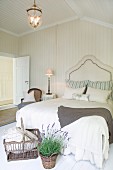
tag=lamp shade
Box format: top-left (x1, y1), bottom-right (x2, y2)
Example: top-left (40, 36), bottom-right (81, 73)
top-left (26, 0), bottom-right (42, 29)
top-left (45, 68), bottom-right (53, 76)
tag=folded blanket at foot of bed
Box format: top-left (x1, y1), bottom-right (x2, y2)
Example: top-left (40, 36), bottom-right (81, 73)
top-left (57, 106), bottom-right (113, 144)
top-left (62, 116), bottom-right (109, 169)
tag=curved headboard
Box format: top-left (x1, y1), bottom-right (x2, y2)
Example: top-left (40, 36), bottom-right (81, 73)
top-left (65, 55), bottom-right (113, 81)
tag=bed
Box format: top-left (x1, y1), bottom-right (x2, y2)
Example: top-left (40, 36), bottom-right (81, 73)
top-left (16, 55), bottom-right (113, 169)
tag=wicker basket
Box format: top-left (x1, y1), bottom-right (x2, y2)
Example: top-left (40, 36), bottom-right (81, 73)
top-left (40, 153), bottom-right (58, 169)
top-left (3, 129), bottom-right (41, 161)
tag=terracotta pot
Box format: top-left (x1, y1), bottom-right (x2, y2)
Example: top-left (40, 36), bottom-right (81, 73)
top-left (40, 153), bottom-right (58, 169)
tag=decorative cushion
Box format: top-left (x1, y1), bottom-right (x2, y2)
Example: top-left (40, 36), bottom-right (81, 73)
top-left (65, 79), bottom-right (89, 89)
top-left (86, 87), bottom-right (111, 103)
top-left (88, 80), bottom-right (113, 90)
top-left (88, 80), bottom-right (113, 101)
top-left (23, 91), bottom-right (35, 102)
top-left (62, 87), bottom-right (85, 99)
top-left (72, 94), bottom-right (89, 101)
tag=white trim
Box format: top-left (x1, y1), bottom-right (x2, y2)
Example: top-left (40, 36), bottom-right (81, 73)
top-left (19, 16), bottom-right (78, 37)
top-left (1, 16), bottom-right (113, 37)
top-left (82, 17), bottom-right (113, 29)
top-left (0, 104), bottom-right (17, 111)
top-left (0, 28), bottom-right (19, 37)
top-left (12, 17), bottom-right (113, 37)
top-left (13, 58), bottom-right (16, 105)
top-left (0, 52), bottom-right (16, 58)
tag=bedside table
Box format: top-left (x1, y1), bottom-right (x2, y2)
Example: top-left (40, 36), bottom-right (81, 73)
top-left (42, 94), bottom-right (56, 101)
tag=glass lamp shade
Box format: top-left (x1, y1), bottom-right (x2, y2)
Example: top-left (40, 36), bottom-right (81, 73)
top-left (27, 1), bottom-right (42, 28)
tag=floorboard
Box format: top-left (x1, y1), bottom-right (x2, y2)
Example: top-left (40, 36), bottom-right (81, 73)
top-left (0, 107), bottom-right (18, 126)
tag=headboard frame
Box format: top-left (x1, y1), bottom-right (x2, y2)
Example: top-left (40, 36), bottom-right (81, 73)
top-left (65, 55), bottom-right (113, 81)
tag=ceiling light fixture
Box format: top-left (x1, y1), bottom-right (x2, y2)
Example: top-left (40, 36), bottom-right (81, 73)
top-left (26, 0), bottom-right (42, 29)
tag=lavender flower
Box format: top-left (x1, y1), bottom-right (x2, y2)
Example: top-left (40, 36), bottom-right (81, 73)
top-left (40, 123), bottom-right (70, 150)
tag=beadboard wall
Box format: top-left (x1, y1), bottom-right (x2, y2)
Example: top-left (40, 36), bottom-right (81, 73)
top-left (19, 19), bottom-right (113, 96)
top-left (0, 30), bottom-right (18, 55)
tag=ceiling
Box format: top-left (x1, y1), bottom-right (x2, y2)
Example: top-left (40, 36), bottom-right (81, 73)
top-left (0, 0), bottom-right (113, 36)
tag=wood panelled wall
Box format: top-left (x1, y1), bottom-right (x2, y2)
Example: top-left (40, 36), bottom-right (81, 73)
top-left (19, 19), bottom-right (113, 96)
top-left (0, 31), bottom-right (18, 55)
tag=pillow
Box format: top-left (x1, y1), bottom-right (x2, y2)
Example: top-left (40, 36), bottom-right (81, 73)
top-left (65, 79), bottom-right (89, 89)
top-left (72, 94), bottom-right (89, 101)
top-left (88, 80), bottom-right (113, 101)
top-left (86, 87), bottom-right (111, 103)
top-left (23, 91), bottom-right (35, 102)
top-left (62, 86), bottom-right (85, 99)
top-left (88, 80), bottom-right (113, 90)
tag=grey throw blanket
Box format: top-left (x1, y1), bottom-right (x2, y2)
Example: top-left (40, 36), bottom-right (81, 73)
top-left (57, 106), bottom-right (113, 144)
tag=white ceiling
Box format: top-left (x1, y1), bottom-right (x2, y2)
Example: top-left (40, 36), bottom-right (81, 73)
top-left (0, 0), bottom-right (113, 36)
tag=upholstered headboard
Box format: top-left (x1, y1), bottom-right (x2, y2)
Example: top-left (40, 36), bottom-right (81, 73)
top-left (65, 55), bottom-right (113, 81)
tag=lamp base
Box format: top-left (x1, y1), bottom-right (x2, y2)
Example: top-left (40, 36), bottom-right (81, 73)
top-left (46, 93), bottom-right (52, 95)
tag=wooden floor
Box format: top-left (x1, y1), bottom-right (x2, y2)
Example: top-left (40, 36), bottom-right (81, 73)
top-left (0, 107), bottom-right (18, 126)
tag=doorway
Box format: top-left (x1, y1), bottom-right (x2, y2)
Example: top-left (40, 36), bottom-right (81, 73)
top-left (0, 56), bottom-right (13, 106)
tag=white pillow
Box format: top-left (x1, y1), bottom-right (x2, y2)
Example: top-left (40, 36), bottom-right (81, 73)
top-left (72, 94), bottom-right (89, 101)
top-left (23, 91), bottom-right (35, 102)
top-left (62, 86), bottom-right (85, 99)
top-left (86, 87), bottom-right (111, 103)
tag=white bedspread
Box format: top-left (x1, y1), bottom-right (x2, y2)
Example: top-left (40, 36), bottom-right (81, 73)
top-left (16, 98), bottom-right (113, 130)
top-left (62, 116), bottom-right (109, 168)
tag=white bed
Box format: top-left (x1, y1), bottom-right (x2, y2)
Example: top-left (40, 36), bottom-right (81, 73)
top-left (16, 97), bottom-right (113, 129)
top-left (16, 55), bottom-right (113, 128)
top-left (16, 55), bottom-right (113, 169)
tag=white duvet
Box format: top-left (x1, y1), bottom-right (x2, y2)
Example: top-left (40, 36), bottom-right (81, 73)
top-left (16, 98), bottom-right (113, 130)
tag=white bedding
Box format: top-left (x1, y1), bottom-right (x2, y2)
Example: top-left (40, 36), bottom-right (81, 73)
top-left (15, 98), bottom-right (113, 169)
top-left (16, 98), bottom-right (113, 130)
top-left (62, 116), bottom-right (109, 168)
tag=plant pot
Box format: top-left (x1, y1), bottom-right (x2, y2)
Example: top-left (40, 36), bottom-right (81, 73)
top-left (40, 153), bottom-right (58, 169)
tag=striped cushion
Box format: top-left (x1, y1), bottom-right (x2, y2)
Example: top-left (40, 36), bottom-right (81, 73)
top-left (88, 80), bottom-right (113, 90)
top-left (88, 80), bottom-right (113, 100)
top-left (65, 79), bottom-right (89, 89)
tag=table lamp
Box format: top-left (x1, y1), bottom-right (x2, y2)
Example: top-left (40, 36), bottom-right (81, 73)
top-left (45, 68), bottom-right (53, 95)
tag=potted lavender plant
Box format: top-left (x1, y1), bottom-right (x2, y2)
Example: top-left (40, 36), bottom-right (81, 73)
top-left (37, 123), bottom-right (69, 169)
